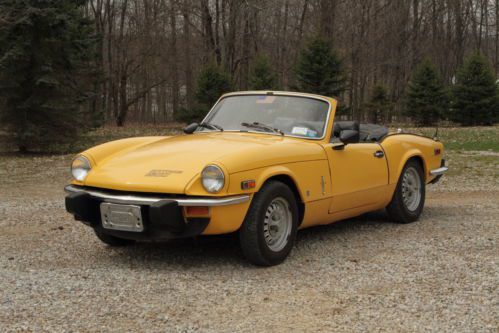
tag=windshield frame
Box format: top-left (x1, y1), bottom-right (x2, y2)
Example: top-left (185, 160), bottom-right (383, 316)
top-left (200, 92), bottom-right (333, 141)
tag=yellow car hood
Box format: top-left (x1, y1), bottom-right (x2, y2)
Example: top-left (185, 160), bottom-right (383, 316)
top-left (82, 132), bottom-right (325, 194)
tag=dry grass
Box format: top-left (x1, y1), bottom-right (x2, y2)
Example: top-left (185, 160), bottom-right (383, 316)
top-left (402, 126), bottom-right (499, 152)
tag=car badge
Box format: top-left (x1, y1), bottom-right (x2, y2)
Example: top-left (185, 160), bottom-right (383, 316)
top-left (145, 170), bottom-right (183, 177)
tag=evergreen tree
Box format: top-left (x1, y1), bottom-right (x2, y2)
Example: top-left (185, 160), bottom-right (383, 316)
top-left (0, 0), bottom-right (98, 152)
top-left (294, 37), bottom-right (346, 97)
top-left (178, 64), bottom-right (232, 123)
top-left (195, 64), bottom-right (232, 107)
top-left (405, 59), bottom-right (449, 126)
top-left (248, 54), bottom-right (278, 90)
top-left (451, 53), bottom-right (499, 126)
top-left (365, 85), bottom-right (392, 124)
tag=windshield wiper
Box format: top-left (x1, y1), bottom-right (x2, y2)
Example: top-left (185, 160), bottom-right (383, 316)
top-left (198, 122), bottom-right (224, 131)
top-left (241, 122), bottom-right (284, 136)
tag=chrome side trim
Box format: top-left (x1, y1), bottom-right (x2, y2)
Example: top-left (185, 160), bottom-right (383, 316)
top-left (64, 185), bottom-right (250, 207)
top-left (430, 167), bottom-right (448, 176)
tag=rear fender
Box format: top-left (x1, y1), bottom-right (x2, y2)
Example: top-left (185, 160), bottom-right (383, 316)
top-left (381, 134), bottom-right (444, 184)
top-left (396, 151), bottom-right (427, 183)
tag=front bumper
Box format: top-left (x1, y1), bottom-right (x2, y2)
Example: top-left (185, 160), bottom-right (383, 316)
top-left (65, 185), bottom-right (250, 206)
top-left (64, 185), bottom-right (250, 240)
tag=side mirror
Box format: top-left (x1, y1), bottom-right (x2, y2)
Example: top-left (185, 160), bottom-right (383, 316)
top-left (183, 122), bottom-right (199, 134)
top-left (339, 130), bottom-right (359, 145)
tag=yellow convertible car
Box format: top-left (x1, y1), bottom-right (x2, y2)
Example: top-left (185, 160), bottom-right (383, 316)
top-left (65, 91), bottom-right (448, 266)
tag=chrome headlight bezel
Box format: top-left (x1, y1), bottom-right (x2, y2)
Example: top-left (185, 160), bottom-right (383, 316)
top-left (201, 165), bottom-right (225, 193)
top-left (71, 155), bottom-right (92, 181)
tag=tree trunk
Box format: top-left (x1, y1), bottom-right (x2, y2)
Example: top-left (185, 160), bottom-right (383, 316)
top-left (170, 0), bottom-right (179, 119)
top-left (182, 3), bottom-right (194, 108)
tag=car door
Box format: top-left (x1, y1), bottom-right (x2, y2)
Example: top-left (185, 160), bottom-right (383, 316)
top-left (322, 142), bottom-right (389, 214)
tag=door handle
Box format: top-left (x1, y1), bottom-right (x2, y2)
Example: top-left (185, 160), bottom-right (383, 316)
top-left (374, 150), bottom-right (384, 158)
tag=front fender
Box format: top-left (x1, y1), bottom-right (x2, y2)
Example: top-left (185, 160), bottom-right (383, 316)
top-left (228, 160), bottom-right (331, 202)
top-left (82, 136), bottom-right (168, 167)
top-left (71, 136), bottom-right (168, 187)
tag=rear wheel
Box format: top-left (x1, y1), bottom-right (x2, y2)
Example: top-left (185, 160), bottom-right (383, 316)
top-left (239, 181), bottom-right (298, 266)
top-left (387, 159), bottom-right (425, 223)
top-left (94, 229), bottom-right (135, 247)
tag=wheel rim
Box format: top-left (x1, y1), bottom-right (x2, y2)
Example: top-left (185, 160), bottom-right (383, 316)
top-left (263, 197), bottom-right (292, 252)
top-left (402, 166), bottom-right (422, 212)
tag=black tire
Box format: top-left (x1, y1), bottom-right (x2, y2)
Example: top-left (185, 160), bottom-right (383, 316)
top-left (239, 181), bottom-right (299, 266)
top-left (94, 229), bottom-right (135, 247)
top-left (387, 159), bottom-right (426, 223)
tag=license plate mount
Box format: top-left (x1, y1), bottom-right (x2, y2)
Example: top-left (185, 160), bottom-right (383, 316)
top-left (100, 203), bottom-right (144, 232)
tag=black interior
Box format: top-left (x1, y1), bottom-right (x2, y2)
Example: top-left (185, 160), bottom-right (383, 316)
top-left (332, 121), bottom-right (388, 143)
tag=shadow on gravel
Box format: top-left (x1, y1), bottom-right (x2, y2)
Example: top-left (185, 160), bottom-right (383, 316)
top-left (104, 234), bottom-right (245, 268)
top-left (95, 210), bottom-right (401, 269)
top-left (299, 210), bottom-right (391, 238)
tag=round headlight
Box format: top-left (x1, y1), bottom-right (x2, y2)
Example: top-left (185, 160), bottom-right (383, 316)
top-left (71, 156), bottom-right (92, 181)
top-left (201, 165), bottom-right (225, 193)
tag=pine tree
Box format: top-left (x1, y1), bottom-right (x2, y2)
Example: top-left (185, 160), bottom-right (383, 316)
top-left (451, 53), bottom-right (499, 126)
top-left (248, 54), bottom-right (278, 90)
top-left (195, 64), bottom-right (232, 107)
top-left (0, 0), bottom-right (98, 152)
top-left (178, 64), bottom-right (232, 123)
top-left (405, 59), bottom-right (449, 126)
top-left (294, 37), bottom-right (346, 97)
top-left (365, 85), bottom-right (392, 124)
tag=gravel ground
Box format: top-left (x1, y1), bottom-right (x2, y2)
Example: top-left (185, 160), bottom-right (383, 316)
top-left (0, 152), bottom-right (498, 332)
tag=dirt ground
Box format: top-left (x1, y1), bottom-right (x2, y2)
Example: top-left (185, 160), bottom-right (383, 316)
top-left (0, 151), bottom-right (497, 332)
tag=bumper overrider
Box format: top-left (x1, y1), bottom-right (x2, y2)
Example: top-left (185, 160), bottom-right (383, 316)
top-left (429, 159), bottom-right (449, 184)
top-left (64, 185), bottom-right (250, 241)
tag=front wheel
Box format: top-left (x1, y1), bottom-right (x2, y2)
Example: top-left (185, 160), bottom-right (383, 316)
top-left (239, 181), bottom-right (299, 266)
top-left (387, 159), bottom-right (426, 223)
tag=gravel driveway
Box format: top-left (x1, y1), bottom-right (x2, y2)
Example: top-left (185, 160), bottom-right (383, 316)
top-left (0, 152), bottom-right (497, 332)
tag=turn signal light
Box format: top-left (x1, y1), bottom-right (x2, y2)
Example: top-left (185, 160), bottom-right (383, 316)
top-left (241, 180), bottom-right (256, 190)
top-left (185, 206), bottom-right (210, 217)
top-left (434, 148), bottom-right (441, 155)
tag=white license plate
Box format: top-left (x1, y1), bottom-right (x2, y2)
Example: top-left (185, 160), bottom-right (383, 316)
top-left (100, 203), bottom-right (144, 232)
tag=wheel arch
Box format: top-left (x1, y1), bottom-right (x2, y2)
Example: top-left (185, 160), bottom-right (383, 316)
top-left (397, 153), bottom-right (427, 183)
top-left (263, 174), bottom-right (305, 226)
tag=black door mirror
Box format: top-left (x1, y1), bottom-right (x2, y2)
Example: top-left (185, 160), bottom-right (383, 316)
top-left (183, 122), bottom-right (199, 134)
top-left (339, 129), bottom-right (359, 145)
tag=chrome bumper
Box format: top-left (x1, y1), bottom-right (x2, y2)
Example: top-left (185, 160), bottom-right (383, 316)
top-left (430, 167), bottom-right (449, 176)
top-left (64, 185), bottom-right (250, 207)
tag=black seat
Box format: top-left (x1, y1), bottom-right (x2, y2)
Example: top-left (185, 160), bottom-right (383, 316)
top-left (332, 121), bottom-right (388, 143)
top-left (332, 121), bottom-right (360, 138)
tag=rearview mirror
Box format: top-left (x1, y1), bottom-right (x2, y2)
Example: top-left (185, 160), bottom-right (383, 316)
top-left (339, 130), bottom-right (359, 145)
top-left (183, 123), bottom-right (199, 134)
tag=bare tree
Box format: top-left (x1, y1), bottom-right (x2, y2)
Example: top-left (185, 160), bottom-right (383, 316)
top-left (84, 0), bottom-right (499, 126)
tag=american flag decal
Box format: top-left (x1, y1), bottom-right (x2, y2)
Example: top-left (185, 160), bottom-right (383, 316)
top-left (256, 96), bottom-right (276, 104)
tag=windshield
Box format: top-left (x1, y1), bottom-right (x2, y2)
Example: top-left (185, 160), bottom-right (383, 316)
top-left (202, 95), bottom-right (330, 139)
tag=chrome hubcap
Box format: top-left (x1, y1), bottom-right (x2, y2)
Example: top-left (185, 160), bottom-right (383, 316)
top-left (263, 197), bottom-right (292, 252)
top-left (402, 167), bottom-right (422, 211)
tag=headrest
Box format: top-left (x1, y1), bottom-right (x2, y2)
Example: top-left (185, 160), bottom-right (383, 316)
top-left (333, 121), bottom-right (360, 136)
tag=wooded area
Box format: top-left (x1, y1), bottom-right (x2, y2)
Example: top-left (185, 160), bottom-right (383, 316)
top-left (0, 0), bottom-right (498, 152)
top-left (84, 0), bottom-right (499, 124)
